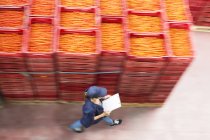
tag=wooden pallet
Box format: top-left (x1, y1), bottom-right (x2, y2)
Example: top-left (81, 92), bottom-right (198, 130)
top-left (191, 25), bottom-right (210, 32)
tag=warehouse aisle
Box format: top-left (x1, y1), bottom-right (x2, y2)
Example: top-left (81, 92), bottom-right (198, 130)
top-left (0, 31), bottom-right (210, 140)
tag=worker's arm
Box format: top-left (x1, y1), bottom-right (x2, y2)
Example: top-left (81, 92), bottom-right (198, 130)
top-left (94, 111), bottom-right (110, 120)
top-left (101, 95), bottom-right (111, 100)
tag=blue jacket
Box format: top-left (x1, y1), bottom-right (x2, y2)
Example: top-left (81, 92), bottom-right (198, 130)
top-left (80, 98), bottom-right (104, 128)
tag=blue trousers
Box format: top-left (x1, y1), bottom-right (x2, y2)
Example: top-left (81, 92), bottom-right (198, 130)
top-left (70, 117), bottom-right (114, 130)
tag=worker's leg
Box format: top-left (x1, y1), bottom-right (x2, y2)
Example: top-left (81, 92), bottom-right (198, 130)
top-left (102, 117), bottom-right (122, 126)
top-left (69, 120), bottom-right (84, 133)
top-left (102, 116), bottom-right (114, 125)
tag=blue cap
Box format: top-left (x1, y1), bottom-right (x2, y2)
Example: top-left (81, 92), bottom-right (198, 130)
top-left (86, 86), bottom-right (107, 98)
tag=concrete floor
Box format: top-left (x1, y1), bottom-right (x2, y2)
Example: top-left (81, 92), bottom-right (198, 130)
top-left (0, 31), bottom-right (210, 140)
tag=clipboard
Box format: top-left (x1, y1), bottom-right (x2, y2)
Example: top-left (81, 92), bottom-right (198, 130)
top-left (102, 93), bottom-right (121, 112)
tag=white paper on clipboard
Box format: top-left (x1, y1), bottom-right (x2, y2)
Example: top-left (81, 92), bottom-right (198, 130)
top-left (102, 93), bottom-right (121, 112)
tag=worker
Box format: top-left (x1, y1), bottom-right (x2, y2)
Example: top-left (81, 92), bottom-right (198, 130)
top-left (69, 86), bottom-right (122, 133)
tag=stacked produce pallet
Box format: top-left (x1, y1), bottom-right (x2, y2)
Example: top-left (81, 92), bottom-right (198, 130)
top-left (96, 0), bottom-right (126, 95)
top-left (56, 3), bottom-right (99, 101)
top-left (0, 5), bottom-right (32, 99)
top-left (97, 17), bottom-right (126, 95)
top-left (150, 0), bottom-right (194, 103)
top-left (0, 6), bottom-right (28, 72)
top-left (119, 1), bottom-right (167, 103)
top-left (26, 0), bottom-right (58, 100)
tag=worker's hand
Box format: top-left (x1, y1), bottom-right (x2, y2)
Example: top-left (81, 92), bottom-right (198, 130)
top-left (103, 95), bottom-right (111, 100)
top-left (103, 111), bottom-right (111, 116)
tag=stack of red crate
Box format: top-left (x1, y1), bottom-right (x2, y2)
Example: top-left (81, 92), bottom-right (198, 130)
top-left (30, 74), bottom-right (57, 100)
top-left (188, 0), bottom-right (207, 24)
top-left (58, 74), bottom-right (95, 101)
top-left (56, 29), bottom-right (99, 101)
top-left (196, 1), bottom-right (210, 26)
top-left (0, 73), bottom-right (34, 100)
top-left (0, 29), bottom-right (27, 72)
top-left (118, 9), bottom-right (167, 103)
top-left (96, 17), bottom-right (126, 95)
top-left (0, 6), bottom-right (28, 72)
top-left (0, 6), bottom-right (32, 100)
top-left (119, 33), bottom-right (168, 103)
top-left (151, 23), bottom-right (194, 103)
top-left (56, 7), bottom-right (99, 73)
top-left (25, 17), bottom-right (55, 72)
top-left (96, 73), bottom-right (121, 95)
top-left (25, 17), bottom-right (57, 100)
top-left (56, 4), bottom-right (99, 101)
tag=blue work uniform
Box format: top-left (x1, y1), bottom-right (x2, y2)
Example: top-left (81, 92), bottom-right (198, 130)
top-left (80, 98), bottom-right (104, 128)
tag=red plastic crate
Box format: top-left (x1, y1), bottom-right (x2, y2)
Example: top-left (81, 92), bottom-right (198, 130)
top-left (196, 5), bottom-right (210, 26)
top-left (0, 0), bottom-right (29, 6)
top-left (153, 87), bottom-right (173, 92)
top-left (25, 17), bottom-right (56, 72)
top-left (3, 94), bottom-right (34, 100)
top-left (151, 91), bottom-right (171, 96)
top-left (56, 28), bottom-right (100, 72)
top-left (126, 59), bottom-right (165, 68)
top-left (95, 84), bottom-right (118, 94)
top-left (164, 22), bottom-right (194, 75)
top-left (162, 0), bottom-right (193, 23)
top-left (96, 73), bottom-right (120, 81)
top-left (57, 6), bottom-right (99, 30)
top-left (119, 84), bottom-right (154, 92)
top-left (35, 86), bottom-right (57, 93)
top-left (99, 0), bottom-right (125, 16)
top-left (189, 0), bottom-right (207, 7)
top-left (98, 17), bottom-right (127, 72)
top-left (127, 33), bottom-right (169, 61)
top-left (58, 0), bottom-right (97, 8)
top-left (120, 74), bottom-right (159, 81)
top-left (60, 95), bottom-right (84, 102)
top-left (126, 10), bottom-right (165, 33)
top-left (125, 33), bottom-right (168, 76)
top-left (0, 29), bottom-right (27, 72)
top-left (126, 0), bottom-right (161, 11)
top-left (27, 62), bottom-right (55, 72)
top-left (190, 6), bottom-right (203, 12)
top-left (31, 74), bottom-right (56, 85)
top-left (120, 96), bottom-right (148, 103)
top-left (59, 82), bottom-right (93, 91)
top-left (58, 61), bottom-right (97, 72)
top-left (59, 73), bottom-right (96, 84)
top-left (98, 54), bottom-right (125, 71)
top-left (0, 63), bottom-right (26, 72)
top-left (30, 74), bottom-right (58, 99)
top-left (120, 87), bottom-right (155, 94)
top-left (0, 73), bottom-right (29, 81)
top-left (29, 0), bottom-right (58, 17)
top-left (0, 73), bottom-right (34, 98)
top-left (0, 6), bottom-right (29, 29)
top-left (100, 17), bottom-right (127, 54)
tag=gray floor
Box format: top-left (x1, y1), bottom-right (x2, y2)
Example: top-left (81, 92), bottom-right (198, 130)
top-left (0, 31), bottom-right (210, 140)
